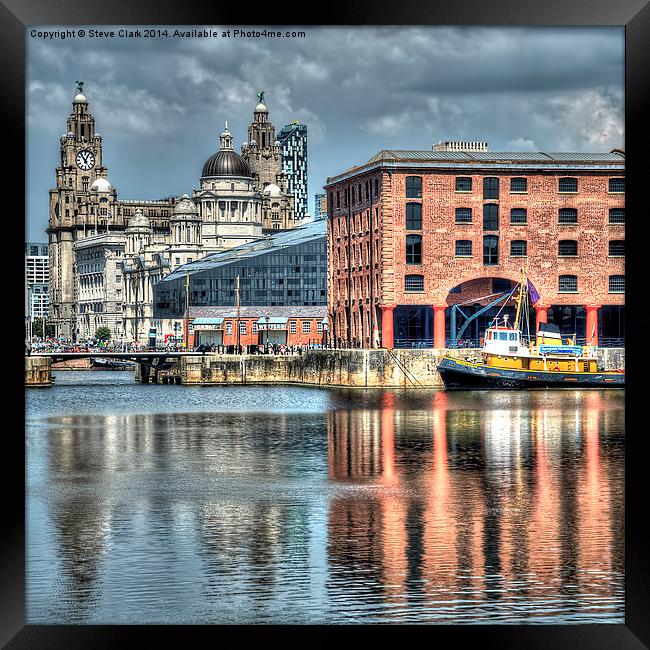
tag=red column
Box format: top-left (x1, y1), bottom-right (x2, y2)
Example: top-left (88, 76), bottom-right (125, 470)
top-left (585, 305), bottom-right (601, 346)
top-left (433, 305), bottom-right (447, 349)
top-left (534, 304), bottom-right (548, 331)
top-left (381, 305), bottom-right (394, 349)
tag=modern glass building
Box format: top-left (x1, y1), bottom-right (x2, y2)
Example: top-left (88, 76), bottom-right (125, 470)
top-left (278, 121), bottom-right (308, 220)
top-left (25, 242), bottom-right (50, 319)
top-left (314, 192), bottom-right (327, 220)
top-left (153, 219), bottom-right (327, 320)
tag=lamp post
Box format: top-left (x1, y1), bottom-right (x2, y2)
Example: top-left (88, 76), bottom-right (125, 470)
top-left (265, 315), bottom-right (270, 352)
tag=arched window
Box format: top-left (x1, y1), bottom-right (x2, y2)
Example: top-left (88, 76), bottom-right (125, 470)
top-left (406, 203), bottom-right (422, 230)
top-left (558, 240), bottom-right (578, 256)
top-left (483, 204), bottom-right (498, 231)
top-left (483, 177), bottom-right (499, 199)
top-left (510, 208), bottom-right (527, 224)
top-left (559, 275), bottom-right (578, 292)
top-left (609, 178), bottom-right (625, 193)
top-left (559, 177), bottom-right (578, 192)
top-left (609, 275), bottom-right (625, 292)
top-left (483, 235), bottom-right (499, 265)
top-left (455, 240), bottom-right (472, 256)
top-left (609, 208), bottom-right (625, 224)
top-left (558, 208), bottom-right (578, 224)
top-left (609, 240), bottom-right (625, 256)
top-left (405, 176), bottom-right (422, 199)
top-left (510, 240), bottom-right (527, 256)
top-left (404, 275), bottom-right (424, 292)
top-left (406, 234), bottom-right (422, 264)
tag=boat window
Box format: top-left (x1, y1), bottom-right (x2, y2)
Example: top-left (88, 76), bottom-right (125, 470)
top-left (499, 332), bottom-right (508, 340)
top-left (509, 333), bottom-right (518, 341)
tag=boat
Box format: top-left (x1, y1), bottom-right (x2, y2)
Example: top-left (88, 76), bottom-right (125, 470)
top-left (437, 277), bottom-right (624, 389)
top-left (90, 356), bottom-right (136, 370)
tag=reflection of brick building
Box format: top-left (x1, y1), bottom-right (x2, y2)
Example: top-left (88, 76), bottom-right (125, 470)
top-left (324, 148), bottom-right (625, 349)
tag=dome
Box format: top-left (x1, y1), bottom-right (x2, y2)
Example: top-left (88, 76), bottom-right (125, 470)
top-left (172, 194), bottom-right (199, 218)
top-left (249, 139), bottom-right (257, 146)
top-left (263, 183), bottom-right (282, 198)
top-left (73, 93), bottom-right (88, 103)
top-left (90, 177), bottom-right (112, 192)
top-left (66, 132), bottom-right (74, 138)
top-left (127, 209), bottom-right (151, 230)
top-left (273, 140), bottom-right (281, 146)
top-left (255, 102), bottom-right (268, 113)
top-left (202, 149), bottom-right (251, 178)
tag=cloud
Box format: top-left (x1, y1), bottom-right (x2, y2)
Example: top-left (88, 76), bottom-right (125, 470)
top-left (26, 26), bottom-right (624, 240)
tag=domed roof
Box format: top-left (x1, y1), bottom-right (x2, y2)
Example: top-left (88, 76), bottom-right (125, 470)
top-left (202, 149), bottom-right (251, 178)
top-left (73, 93), bottom-right (88, 104)
top-left (172, 194), bottom-right (199, 218)
top-left (263, 183), bottom-right (282, 198)
top-left (127, 209), bottom-right (151, 230)
top-left (255, 102), bottom-right (268, 113)
top-left (90, 177), bottom-right (112, 192)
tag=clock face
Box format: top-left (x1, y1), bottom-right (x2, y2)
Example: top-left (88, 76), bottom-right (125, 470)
top-left (75, 149), bottom-right (95, 170)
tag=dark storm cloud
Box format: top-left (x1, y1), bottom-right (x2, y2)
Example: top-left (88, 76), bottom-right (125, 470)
top-left (27, 26), bottom-right (623, 240)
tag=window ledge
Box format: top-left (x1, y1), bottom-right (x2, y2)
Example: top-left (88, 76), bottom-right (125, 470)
top-left (510, 222), bottom-right (528, 226)
top-left (510, 191), bottom-right (528, 194)
top-left (455, 255), bottom-right (473, 258)
top-left (608, 255), bottom-right (625, 258)
top-left (558, 222), bottom-right (578, 226)
top-left (608, 290), bottom-right (625, 294)
top-left (559, 291), bottom-right (579, 294)
top-left (405, 290), bottom-right (425, 294)
top-left (558, 191), bottom-right (578, 194)
top-left (455, 222), bottom-right (473, 226)
top-left (608, 191), bottom-right (625, 194)
top-left (455, 190), bottom-right (473, 193)
top-left (608, 222), bottom-right (625, 226)
top-left (510, 254), bottom-right (528, 258)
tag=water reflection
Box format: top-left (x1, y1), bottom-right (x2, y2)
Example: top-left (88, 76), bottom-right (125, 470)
top-left (26, 378), bottom-right (624, 624)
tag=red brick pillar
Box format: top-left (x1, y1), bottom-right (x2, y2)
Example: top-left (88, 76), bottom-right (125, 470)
top-left (433, 305), bottom-right (446, 349)
top-left (585, 305), bottom-right (601, 345)
top-left (381, 305), bottom-right (395, 349)
top-left (534, 303), bottom-right (548, 331)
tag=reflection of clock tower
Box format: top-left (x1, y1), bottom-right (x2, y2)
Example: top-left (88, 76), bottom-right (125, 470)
top-left (48, 82), bottom-right (109, 338)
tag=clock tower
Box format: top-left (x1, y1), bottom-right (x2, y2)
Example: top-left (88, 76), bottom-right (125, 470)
top-left (48, 82), bottom-right (111, 339)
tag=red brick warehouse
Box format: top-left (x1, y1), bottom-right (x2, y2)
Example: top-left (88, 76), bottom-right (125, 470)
top-left (324, 144), bottom-right (625, 349)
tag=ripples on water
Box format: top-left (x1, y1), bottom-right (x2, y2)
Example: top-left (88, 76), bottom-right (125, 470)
top-left (26, 371), bottom-right (624, 624)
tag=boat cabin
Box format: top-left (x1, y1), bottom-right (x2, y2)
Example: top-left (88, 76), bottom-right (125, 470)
top-left (482, 318), bottom-right (529, 358)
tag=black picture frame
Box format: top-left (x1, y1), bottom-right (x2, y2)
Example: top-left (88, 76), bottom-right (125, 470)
top-left (5, 0), bottom-right (649, 646)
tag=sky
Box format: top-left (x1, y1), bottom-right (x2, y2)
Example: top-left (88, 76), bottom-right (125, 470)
top-left (26, 26), bottom-right (624, 242)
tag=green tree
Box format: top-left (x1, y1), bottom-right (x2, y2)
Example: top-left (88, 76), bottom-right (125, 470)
top-left (32, 318), bottom-right (55, 338)
top-left (95, 326), bottom-right (111, 341)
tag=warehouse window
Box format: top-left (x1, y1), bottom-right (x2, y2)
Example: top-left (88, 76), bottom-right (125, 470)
top-left (609, 208), bottom-right (625, 224)
top-left (483, 203), bottom-right (499, 231)
top-left (226, 321), bottom-right (232, 335)
top-left (483, 177), bottom-right (499, 199)
top-left (455, 240), bottom-right (472, 257)
top-left (405, 275), bottom-right (424, 292)
top-left (558, 208), bottom-right (578, 224)
top-left (405, 176), bottom-right (422, 198)
top-left (559, 275), bottom-right (578, 292)
top-left (302, 321), bottom-right (311, 333)
top-left (406, 203), bottom-right (422, 230)
top-left (609, 178), bottom-right (625, 193)
top-left (455, 208), bottom-right (472, 224)
top-left (510, 208), bottom-right (527, 224)
top-left (510, 240), bottom-right (527, 257)
top-left (456, 177), bottom-right (472, 192)
top-left (609, 240), bottom-right (625, 256)
top-left (483, 235), bottom-right (499, 265)
top-left (559, 177), bottom-right (578, 193)
top-left (406, 234), bottom-right (422, 264)
top-left (290, 321), bottom-right (297, 334)
top-left (510, 177), bottom-right (527, 192)
top-left (558, 240), bottom-right (578, 256)
top-left (239, 321), bottom-right (247, 334)
top-left (609, 275), bottom-right (625, 292)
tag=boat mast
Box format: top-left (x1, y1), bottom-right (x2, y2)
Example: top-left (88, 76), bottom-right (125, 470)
top-left (513, 269), bottom-right (526, 330)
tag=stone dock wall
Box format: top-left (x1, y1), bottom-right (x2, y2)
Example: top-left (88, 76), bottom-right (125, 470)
top-left (25, 356), bottom-right (52, 387)
top-left (168, 347), bottom-right (625, 388)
